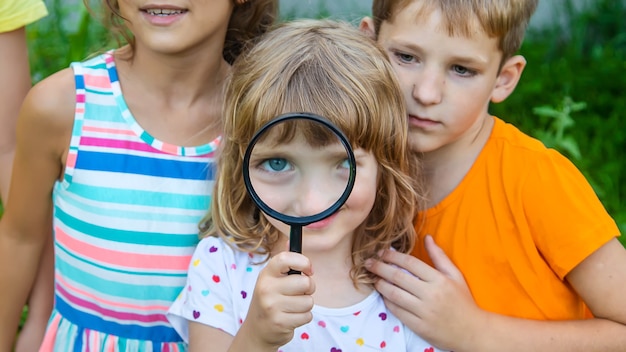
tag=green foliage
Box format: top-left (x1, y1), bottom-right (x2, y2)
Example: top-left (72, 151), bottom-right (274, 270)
top-left (490, 0), bottom-right (626, 245)
top-left (18, 0), bottom-right (626, 245)
top-left (280, 0), bottom-right (370, 22)
top-left (14, 0), bottom-right (626, 251)
top-left (282, 0), bottom-right (332, 20)
top-left (27, 0), bottom-right (110, 83)
top-left (531, 97), bottom-right (585, 162)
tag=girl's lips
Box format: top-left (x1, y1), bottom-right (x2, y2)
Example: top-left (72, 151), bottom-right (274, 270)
top-left (304, 212), bottom-right (338, 229)
top-left (140, 7), bottom-right (188, 26)
top-left (140, 4), bottom-right (187, 11)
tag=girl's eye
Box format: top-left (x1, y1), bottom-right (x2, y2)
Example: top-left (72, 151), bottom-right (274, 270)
top-left (259, 158), bottom-right (291, 172)
top-left (337, 158), bottom-right (353, 179)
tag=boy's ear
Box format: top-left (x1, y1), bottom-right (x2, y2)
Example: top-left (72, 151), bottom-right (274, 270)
top-left (359, 17), bottom-right (377, 40)
top-left (491, 55), bottom-right (526, 103)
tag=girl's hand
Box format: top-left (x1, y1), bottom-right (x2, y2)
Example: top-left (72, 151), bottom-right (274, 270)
top-left (366, 235), bottom-right (486, 351)
top-left (238, 251), bottom-right (315, 349)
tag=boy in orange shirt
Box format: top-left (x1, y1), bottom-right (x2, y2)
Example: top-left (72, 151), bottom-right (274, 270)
top-left (360, 0), bottom-right (626, 351)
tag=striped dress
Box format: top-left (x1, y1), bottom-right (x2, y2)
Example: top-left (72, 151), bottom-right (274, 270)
top-left (40, 52), bottom-right (219, 351)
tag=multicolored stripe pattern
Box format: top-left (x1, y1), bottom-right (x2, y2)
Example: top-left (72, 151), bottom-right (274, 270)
top-left (42, 52), bottom-right (219, 351)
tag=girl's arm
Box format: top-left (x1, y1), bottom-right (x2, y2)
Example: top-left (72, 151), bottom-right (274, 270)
top-left (368, 236), bottom-right (626, 352)
top-left (187, 251), bottom-right (315, 352)
top-left (0, 27), bottom-right (31, 202)
top-left (14, 232), bottom-right (54, 352)
top-left (0, 68), bottom-right (74, 350)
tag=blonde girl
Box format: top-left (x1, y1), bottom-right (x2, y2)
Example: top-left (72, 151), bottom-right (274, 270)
top-left (168, 19), bottom-right (444, 352)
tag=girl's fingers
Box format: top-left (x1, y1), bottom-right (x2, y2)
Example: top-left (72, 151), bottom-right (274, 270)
top-left (260, 253), bottom-right (315, 297)
top-left (268, 251), bottom-right (314, 277)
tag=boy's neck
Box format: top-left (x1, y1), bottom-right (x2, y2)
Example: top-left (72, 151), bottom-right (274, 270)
top-left (421, 115), bottom-right (495, 208)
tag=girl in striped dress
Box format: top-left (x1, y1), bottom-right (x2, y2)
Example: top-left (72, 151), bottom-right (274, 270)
top-left (0, 0), bottom-right (276, 351)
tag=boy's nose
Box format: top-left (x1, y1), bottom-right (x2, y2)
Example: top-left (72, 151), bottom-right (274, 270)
top-left (412, 69), bottom-right (443, 105)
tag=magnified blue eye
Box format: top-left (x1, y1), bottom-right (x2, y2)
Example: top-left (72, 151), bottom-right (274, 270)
top-left (260, 158), bottom-right (291, 172)
top-left (340, 158), bottom-right (350, 169)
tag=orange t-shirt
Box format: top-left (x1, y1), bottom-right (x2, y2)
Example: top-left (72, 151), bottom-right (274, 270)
top-left (412, 117), bottom-right (619, 320)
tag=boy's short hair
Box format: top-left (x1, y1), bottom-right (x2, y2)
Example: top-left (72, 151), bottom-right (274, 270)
top-left (372, 0), bottom-right (538, 60)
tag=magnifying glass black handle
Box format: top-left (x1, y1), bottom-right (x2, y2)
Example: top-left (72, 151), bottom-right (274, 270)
top-left (288, 225), bottom-right (303, 275)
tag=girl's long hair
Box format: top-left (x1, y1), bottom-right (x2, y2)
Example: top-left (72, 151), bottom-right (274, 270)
top-left (202, 19), bottom-right (424, 285)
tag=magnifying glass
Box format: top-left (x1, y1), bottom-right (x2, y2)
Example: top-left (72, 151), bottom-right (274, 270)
top-left (242, 112), bottom-right (357, 274)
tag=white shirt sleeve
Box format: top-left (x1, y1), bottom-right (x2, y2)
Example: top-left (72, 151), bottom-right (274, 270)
top-left (167, 236), bottom-right (242, 342)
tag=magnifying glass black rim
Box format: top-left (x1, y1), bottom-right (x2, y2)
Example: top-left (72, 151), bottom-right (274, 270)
top-left (242, 112), bottom-right (357, 226)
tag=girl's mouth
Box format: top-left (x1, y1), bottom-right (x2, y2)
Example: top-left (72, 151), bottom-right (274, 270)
top-left (144, 8), bottom-right (187, 16)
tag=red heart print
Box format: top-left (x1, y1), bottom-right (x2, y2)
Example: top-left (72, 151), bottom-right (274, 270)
top-left (301, 332), bottom-right (309, 340)
top-left (424, 348), bottom-right (434, 352)
top-left (212, 275), bottom-right (220, 283)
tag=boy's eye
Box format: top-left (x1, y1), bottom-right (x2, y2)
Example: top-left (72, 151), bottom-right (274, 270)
top-left (394, 52), bottom-right (415, 64)
top-left (452, 65), bottom-right (476, 76)
top-left (260, 158), bottom-right (291, 172)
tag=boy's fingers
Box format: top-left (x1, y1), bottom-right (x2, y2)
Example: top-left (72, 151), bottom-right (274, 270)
top-left (424, 235), bottom-right (463, 280)
top-left (374, 273), bottom-right (424, 301)
top-left (376, 249), bottom-right (439, 282)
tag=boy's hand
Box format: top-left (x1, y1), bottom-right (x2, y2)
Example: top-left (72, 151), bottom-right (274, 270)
top-left (366, 235), bottom-right (487, 351)
top-left (241, 251), bottom-right (315, 348)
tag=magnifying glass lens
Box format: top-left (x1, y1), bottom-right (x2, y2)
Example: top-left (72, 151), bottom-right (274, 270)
top-left (247, 120), bottom-right (350, 220)
top-left (243, 113), bottom-right (356, 272)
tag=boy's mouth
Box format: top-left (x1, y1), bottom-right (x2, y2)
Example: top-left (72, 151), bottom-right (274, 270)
top-left (408, 114), bottom-right (440, 128)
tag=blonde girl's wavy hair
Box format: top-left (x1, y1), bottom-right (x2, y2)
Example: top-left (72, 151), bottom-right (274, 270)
top-left (202, 19), bottom-right (423, 285)
top-left (372, 0), bottom-right (538, 62)
top-left (86, 0), bottom-right (277, 63)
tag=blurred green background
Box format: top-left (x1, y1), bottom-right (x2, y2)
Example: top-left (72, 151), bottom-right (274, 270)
top-left (1, 0), bottom-right (624, 248)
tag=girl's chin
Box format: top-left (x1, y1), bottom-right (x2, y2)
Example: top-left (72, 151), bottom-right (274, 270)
top-left (302, 236), bottom-right (351, 254)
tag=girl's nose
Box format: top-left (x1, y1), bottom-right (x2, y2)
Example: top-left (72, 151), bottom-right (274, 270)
top-left (293, 176), bottom-right (342, 217)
